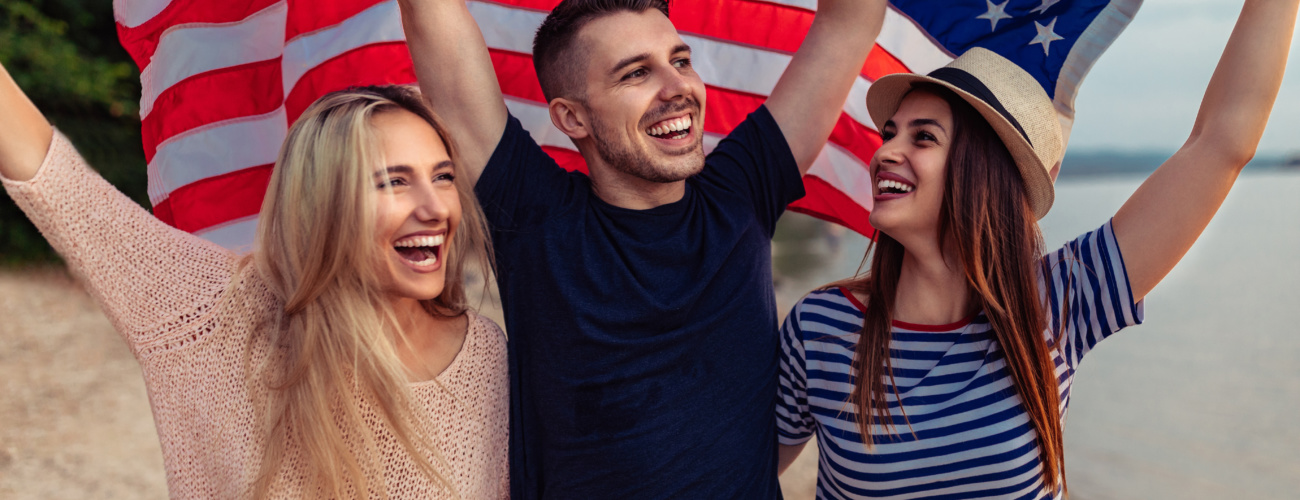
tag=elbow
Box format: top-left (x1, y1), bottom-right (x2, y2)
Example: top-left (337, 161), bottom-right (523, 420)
top-left (1184, 131), bottom-right (1258, 172)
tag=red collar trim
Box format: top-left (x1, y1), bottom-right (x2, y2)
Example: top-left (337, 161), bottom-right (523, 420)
top-left (836, 287), bottom-right (976, 332)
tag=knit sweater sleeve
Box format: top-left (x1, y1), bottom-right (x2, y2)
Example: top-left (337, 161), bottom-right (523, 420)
top-left (1, 131), bottom-right (239, 352)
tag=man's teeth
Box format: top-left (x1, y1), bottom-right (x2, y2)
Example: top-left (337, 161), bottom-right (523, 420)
top-left (647, 116), bottom-right (692, 137)
top-left (394, 234), bottom-right (445, 248)
top-left (877, 179), bottom-right (914, 193)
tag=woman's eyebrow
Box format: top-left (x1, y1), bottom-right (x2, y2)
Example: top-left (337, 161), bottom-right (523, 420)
top-left (374, 165), bottom-right (413, 178)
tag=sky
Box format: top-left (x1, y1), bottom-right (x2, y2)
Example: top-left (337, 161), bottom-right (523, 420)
top-left (1067, 0), bottom-right (1300, 157)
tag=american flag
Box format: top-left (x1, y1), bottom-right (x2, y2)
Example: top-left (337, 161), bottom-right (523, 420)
top-left (113, 0), bottom-right (1141, 250)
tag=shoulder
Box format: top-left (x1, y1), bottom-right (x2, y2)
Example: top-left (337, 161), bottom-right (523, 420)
top-left (468, 311), bottom-right (507, 352)
top-left (786, 288), bottom-right (863, 339)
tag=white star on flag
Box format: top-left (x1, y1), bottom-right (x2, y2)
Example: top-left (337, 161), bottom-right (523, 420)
top-left (1029, 16), bottom-right (1065, 55)
top-left (976, 0), bottom-right (1013, 31)
top-left (1030, 0), bottom-right (1063, 15)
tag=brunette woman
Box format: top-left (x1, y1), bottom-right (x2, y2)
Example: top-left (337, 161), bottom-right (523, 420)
top-left (775, 1), bottom-right (1297, 498)
top-left (0, 69), bottom-right (507, 497)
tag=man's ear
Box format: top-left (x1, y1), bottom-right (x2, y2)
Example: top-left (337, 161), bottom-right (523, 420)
top-left (549, 98), bottom-right (590, 141)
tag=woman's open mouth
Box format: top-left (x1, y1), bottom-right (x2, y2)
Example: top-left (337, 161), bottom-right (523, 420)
top-left (393, 234), bottom-right (444, 269)
top-left (874, 175), bottom-right (916, 202)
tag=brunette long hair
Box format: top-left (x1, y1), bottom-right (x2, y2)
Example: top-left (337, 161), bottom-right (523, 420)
top-left (248, 85), bottom-right (493, 498)
top-left (835, 83), bottom-right (1066, 493)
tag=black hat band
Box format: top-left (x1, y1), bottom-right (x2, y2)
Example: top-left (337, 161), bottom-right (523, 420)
top-left (927, 67), bottom-right (1032, 146)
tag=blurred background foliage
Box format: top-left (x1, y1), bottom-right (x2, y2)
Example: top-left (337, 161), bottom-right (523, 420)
top-left (1, 0), bottom-right (146, 264)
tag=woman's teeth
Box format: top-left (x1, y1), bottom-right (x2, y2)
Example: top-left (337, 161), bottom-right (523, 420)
top-left (647, 116), bottom-right (692, 138)
top-left (395, 234), bottom-right (444, 248)
top-left (394, 234), bottom-right (444, 266)
top-left (877, 179), bottom-right (914, 194)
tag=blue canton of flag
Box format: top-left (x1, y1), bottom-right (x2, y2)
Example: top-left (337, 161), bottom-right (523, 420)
top-left (892, 0), bottom-right (1142, 144)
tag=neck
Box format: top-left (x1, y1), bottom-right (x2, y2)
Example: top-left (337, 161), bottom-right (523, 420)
top-left (584, 155), bottom-right (687, 210)
top-left (893, 233), bottom-right (972, 326)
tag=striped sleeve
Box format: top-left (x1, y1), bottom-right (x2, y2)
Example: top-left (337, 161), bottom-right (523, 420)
top-left (1041, 219), bottom-right (1144, 368)
top-left (776, 298), bottom-right (816, 444)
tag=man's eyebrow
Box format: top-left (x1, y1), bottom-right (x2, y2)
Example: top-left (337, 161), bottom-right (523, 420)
top-left (610, 52), bottom-right (651, 77)
top-left (608, 44), bottom-right (692, 78)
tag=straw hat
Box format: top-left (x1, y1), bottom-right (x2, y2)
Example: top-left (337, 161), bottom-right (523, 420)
top-left (866, 47), bottom-right (1063, 219)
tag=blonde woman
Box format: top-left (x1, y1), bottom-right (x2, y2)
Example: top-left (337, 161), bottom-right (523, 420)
top-left (0, 62), bottom-right (508, 498)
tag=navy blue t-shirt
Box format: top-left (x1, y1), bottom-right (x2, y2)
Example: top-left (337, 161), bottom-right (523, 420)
top-left (475, 105), bottom-right (804, 499)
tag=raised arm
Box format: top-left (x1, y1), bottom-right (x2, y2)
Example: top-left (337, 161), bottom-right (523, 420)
top-left (1, 60), bottom-right (238, 348)
top-left (1112, 0), bottom-right (1298, 301)
top-left (765, 0), bottom-right (887, 174)
top-left (0, 64), bottom-right (54, 181)
top-left (398, 0), bottom-right (508, 185)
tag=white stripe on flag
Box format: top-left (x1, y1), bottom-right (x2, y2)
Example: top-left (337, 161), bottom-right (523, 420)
top-left (113, 0), bottom-right (173, 29)
top-left (808, 141), bottom-right (874, 207)
top-left (147, 107), bottom-right (287, 204)
top-left (468, 1), bottom-right (543, 55)
top-left (877, 7), bottom-right (954, 74)
top-left (1054, 0), bottom-right (1143, 146)
top-left (195, 215), bottom-right (259, 254)
top-left (282, 0), bottom-right (407, 94)
top-left (758, 0), bottom-right (818, 11)
top-left (138, 1), bottom-right (287, 119)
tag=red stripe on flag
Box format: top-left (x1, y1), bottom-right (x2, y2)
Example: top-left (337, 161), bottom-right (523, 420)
top-left (166, 165), bottom-right (274, 233)
top-left (542, 146), bottom-right (588, 174)
top-left (671, 0), bottom-right (814, 54)
top-left (285, 0), bottom-right (387, 41)
top-left (115, 0), bottom-right (281, 70)
top-left (284, 42), bottom-right (417, 124)
top-left (142, 58), bottom-right (284, 163)
top-left (152, 198), bottom-right (176, 227)
top-left (789, 175), bottom-right (875, 239)
top-left (864, 45), bottom-right (910, 79)
top-left (491, 49), bottom-right (547, 103)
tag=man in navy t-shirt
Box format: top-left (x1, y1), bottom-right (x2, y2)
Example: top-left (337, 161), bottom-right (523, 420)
top-left (399, 0), bottom-right (887, 497)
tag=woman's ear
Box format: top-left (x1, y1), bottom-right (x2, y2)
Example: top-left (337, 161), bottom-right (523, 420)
top-left (549, 98), bottom-right (590, 140)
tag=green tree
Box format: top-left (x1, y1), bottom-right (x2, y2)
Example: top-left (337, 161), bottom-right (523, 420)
top-left (0, 0), bottom-right (146, 264)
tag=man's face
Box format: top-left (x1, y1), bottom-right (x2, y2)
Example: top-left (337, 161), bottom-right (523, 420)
top-left (574, 9), bottom-right (707, 183)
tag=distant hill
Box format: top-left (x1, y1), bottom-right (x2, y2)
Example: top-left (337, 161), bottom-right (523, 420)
top-left (1059, 150), bottom-right (1300, 178)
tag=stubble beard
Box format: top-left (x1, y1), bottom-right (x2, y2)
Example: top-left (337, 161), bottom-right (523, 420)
top-left (588, 102), bottom-right (706, 184)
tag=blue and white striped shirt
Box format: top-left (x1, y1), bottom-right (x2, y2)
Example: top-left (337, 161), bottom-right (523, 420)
top-left (777, 221), bottom-right (1144, 499)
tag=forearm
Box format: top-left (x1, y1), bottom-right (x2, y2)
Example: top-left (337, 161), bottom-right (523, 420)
top-left (1113, 0), bottom-right (1298, 300)
top-left (0, 64), bottom-right (54, 182)
top-left (766, 0), bottom-right (886, 173)
top-left (1185, 0), bottom-right (1298, 166)
top-left (778, 442), bottom-right (809, 475)
top-left (398, 0), bottom-right (507, 183)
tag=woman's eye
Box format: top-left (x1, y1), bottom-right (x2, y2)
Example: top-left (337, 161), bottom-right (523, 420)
top-left (881, 130), bottom-right (896, 141)
top-left (377, 178), bottom-right (408, 189)
top-left (915, 131), bottom-right (937, 142)
top-left (434, 173), bottom-right (456, 183)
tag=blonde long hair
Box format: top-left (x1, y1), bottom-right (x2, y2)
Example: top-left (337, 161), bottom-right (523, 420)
top-left (249, 85), bottom-right (493, 498)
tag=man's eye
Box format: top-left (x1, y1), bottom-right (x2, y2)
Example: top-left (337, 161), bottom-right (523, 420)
top-left (674, 58), bottom-right (692, 69)
top-left (624, 68), bottom-right (648, 80)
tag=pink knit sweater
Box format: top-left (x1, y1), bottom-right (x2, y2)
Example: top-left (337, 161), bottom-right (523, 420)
top-left (2, 133), bottom-right (509, 498)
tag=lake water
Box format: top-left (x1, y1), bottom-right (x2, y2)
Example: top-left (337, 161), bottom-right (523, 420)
top-left (769, 169), bottom-right (1300, 500)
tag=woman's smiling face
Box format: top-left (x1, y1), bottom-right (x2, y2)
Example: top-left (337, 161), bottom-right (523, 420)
top-left (868, 90), bottom-right (954, 240)
top-left (370, 108), bottom-right (462, 302)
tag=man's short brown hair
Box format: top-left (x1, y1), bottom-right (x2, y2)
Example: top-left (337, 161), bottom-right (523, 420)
top-left (532, 0), bottom-right (671, 102)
